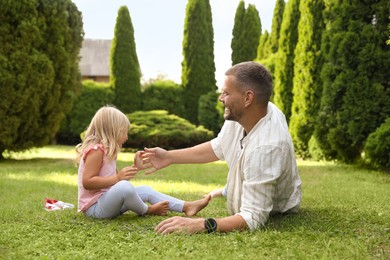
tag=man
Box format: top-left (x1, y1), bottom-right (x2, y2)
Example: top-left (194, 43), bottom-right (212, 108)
top-left (142, 61), bottom-right (302, 234)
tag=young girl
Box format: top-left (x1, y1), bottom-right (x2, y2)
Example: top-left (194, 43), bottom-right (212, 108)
top-left (76, 105), bottom-right (210, 219)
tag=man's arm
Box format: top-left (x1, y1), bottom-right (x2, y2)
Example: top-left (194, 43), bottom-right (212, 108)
top-left (154, 214), bottom-right (247, 235)
top-left (143, 141), bottom-right (219, 174)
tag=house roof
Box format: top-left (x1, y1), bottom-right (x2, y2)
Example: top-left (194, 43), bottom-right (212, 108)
top-left (79, 39), bottom-right (111, 76)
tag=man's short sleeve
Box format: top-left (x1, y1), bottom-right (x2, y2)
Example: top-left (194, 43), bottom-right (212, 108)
top-left (210, 137), bottom-right (224, 160)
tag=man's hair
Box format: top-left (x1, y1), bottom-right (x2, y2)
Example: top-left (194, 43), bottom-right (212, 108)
top-left (225, 61), bottom-right (273, 106)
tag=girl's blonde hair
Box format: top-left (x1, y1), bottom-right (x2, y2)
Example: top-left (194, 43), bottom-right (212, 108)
top-left (75, 105), bottom-right (130, 164)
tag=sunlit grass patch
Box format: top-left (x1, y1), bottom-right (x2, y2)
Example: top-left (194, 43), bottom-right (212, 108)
top-left (1, 145), bottom-right (389, 259)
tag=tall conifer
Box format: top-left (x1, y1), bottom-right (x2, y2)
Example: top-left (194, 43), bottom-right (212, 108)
top-left (257, 30), bottom-right (269, 60)
top-left (273, 0), bottom-right (300, 123)
top-left (268, 0), bottom-right (285, 54)
top-left (231, 1), bottom-right (246, 65)
top-left (231, 2), bottom-right (262, 65)
top-left (315, 0), bottom-right (390, 162)
top-left (111, 6), bottom-right (141, 113)
top-left (289, 0), bottom-right (324, 158)
top-left (182, 0), bottom-right (216, 124)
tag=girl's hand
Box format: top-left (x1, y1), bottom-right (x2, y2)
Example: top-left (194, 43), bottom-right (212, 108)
top-left (134, 151), bottom-right (147, 170)
top-left (117, 165), bottom-right (138, 181)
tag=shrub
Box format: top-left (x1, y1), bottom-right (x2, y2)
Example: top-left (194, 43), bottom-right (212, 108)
top-left (142, 80), bottom-right (185, 117)
top-left (0, 0), bottom-right (83, 157)
top-left (308, 135), bottom-right (325, 161)
top-left (364, 118), bottom-right (390, 170)
top-left (198, 91), bottom-right (223, 136)
top-left (126, 110), bottom-right (213, 150)
top-left (57, 80), bottom-right (114, 144)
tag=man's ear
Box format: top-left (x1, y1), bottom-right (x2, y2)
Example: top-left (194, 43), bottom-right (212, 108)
top-left (244, 90), bottom-right (254, 107)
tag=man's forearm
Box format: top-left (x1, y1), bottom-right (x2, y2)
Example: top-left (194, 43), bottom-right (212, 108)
top-left (215, 214), bottom-right (248, 232)
top-left (168, 142), bottom-right (219, 164)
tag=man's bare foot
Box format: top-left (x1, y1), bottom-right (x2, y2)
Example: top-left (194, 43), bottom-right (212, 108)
top-left (183, 195), bottom-right (211, 217)
top-left (147, 201), bottom-right (169, 216)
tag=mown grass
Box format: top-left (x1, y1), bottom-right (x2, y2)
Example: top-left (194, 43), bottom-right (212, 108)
top-left (0, 145), bottom-right (389, 259)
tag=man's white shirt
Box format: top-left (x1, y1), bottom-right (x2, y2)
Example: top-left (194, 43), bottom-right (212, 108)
top-left (211, 102), bottom-right (302, 230)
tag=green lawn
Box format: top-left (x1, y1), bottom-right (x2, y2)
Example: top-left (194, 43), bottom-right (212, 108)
top-left (0, 145), bottom-right (389, 259)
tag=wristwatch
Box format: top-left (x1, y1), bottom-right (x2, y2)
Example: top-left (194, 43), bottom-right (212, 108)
top-left (204, 218), bottom-right (217, 233)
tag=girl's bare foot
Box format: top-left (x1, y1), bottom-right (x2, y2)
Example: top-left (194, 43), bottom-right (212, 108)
top-left (147, 201), bottom-right (169, 216)
top-left (183, 195), bottom-right (211, 217)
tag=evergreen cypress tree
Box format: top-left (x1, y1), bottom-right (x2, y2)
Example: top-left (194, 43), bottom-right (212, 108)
top-left (242, 5), bottom-right (262, 62)
top-left (257, 30), bottom-right (269, 60)
top-left (256, 0), bottom-right (284, 81)
top-left (182, 0), bottom-right (216, 124)
top-left (0, 0), bottom-right (83, 157)
top-left (268, 0), bottom-right (285, 54)
top-left (273, 0), bottom-right (300, 123)
top-left (289, 0), bottom-right (324, 158)
top-left (231, 1), bottom-right (246, 65)
top-left (231, 2), bottom-right (262, 65)
top-left (111, 6), bottom-right (141, 113)
top-left (315, 0), bottom-right (390, 162)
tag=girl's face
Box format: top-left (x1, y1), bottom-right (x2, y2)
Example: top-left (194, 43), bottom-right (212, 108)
top-left (118, 128), bottom-right (129, 147)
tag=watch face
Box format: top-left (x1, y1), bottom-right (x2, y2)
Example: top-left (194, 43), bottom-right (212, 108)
top-left (205, 218), bottom-right (217, 233)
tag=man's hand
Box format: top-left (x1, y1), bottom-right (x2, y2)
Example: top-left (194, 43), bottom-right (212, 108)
top-left (142, 147), bottom-right (172, 174)
top-left (208, 188), bottom-right (224, 199)
top-left (155, 216), bottom-right (205, 234)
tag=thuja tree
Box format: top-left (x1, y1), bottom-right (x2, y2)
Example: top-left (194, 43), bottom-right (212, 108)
top-left (111, 6), bottom-right (141, 113)
top-left (182, 0), bottom-right (216, 124)
top-left (231, 0), bottom-right (246, 65)
top-left (273, 0), bottom-right (300, 123)
top-left (267, 0), bottom-right (285, 54)
top-left (315, 0), bottom-right (390, 163)
top-left (289, 0), bottom-right (324, 158)
top-left (257, 30), bottom-right (269, 60)
top-left (256, 0), bottom-right (284, 82)
top-left (0, 0), bottom-right (83, 158)
top-left (231, 1), bottom-right (262, 65)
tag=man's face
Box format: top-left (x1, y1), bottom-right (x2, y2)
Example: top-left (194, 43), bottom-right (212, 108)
top-left (219, 75), bottom-right (245, 122)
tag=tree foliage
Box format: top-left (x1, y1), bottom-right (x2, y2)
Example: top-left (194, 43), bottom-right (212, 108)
top-left (57, 80), bottom-right (114, 144)
top-left (289, 0), bottom-right (324, 158)
top-left (273, 0), bottom-right (300, 123)
top-left (142, 79), bottom-right (185, 117)
top-left (268, 0), bottom-right (285, 54)
top-left (257, 30), bottom-right (269, 60)
top-left (111, 6), bottom-right (141, 113)
top-left (0, 0), bottom-right (83, 157)
top-left (231, 1), bottom-right (262, 65)
top-left (198, 91), bottom-right (223, 136)
top-left (364, 118), bottom-right (390, 169)
top-left (181, 0), bottom-right (216, 124)
top-left (315, 0), bottom-right (390, 163)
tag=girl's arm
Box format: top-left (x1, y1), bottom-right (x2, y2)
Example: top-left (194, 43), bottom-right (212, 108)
top-left (82, 149), bottom-right (137, 190)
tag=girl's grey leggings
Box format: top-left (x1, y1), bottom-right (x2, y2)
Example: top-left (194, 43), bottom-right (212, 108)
top-left (85, 180), bottom-right (184, 218)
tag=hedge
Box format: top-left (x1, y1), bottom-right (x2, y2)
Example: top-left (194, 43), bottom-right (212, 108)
top-left (126, 110), bottom-right (213, 150)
